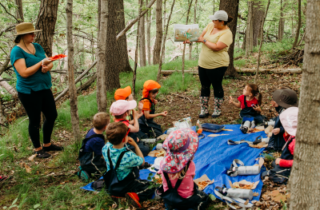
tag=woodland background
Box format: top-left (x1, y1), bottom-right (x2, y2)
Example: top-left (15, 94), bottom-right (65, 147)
top-left (0, 0), bottom-right (312, 209)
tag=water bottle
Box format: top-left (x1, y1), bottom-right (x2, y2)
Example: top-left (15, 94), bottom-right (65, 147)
top-left (227, 159), bottom-right (261, 177)
top-left (264, 120), bottom-right (275, 128)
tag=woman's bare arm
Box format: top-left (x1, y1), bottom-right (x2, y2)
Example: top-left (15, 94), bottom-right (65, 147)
top-left (14, 59), bottom-right (43, 78)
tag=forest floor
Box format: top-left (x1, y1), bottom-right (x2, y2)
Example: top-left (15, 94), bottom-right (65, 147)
top-left (0, 51), bottom-right (302, 209)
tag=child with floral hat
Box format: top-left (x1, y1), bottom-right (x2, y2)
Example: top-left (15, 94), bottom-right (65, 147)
top-left (158, 128), bottom-right (209, 210)
top-left (139, 80), bottom-right (168, 138)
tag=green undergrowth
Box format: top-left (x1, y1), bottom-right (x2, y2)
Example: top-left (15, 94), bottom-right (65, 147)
top-left (0, 59), bottom-right (203, 209)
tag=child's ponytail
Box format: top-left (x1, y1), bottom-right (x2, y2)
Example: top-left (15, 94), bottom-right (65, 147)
top-left (248, 84), bottom-right (262, 106)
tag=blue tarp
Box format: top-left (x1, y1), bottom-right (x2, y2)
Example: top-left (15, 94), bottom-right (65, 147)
top-left (81, 124), bottom-right (266, 202)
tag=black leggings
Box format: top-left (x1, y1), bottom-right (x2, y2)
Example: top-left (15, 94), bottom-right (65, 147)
top-left (198, 66), bottom-right (227, 98)
top-left (18, 89), bottom-right (58, 148)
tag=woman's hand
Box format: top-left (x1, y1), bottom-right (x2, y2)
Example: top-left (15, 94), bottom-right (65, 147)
top-left (42, 58), bottom-right (52, 66)
top-left (198, 36), bottom-right (204, 43)
top-left (42, 65), bottom-right (50, 73)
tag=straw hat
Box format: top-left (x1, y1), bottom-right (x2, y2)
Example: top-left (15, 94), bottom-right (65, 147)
top-left (15, 22), bottom-right (41, 36)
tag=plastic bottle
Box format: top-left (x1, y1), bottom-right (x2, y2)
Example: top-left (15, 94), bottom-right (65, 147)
top-left (196, 120), bottom-right (202, 134)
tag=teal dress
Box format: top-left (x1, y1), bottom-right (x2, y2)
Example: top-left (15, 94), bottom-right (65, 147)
top-left (10, 43), bottom-right (52, 94)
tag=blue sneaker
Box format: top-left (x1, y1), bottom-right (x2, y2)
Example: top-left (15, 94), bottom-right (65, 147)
top-left (77, 167), bottom-right (90, 183)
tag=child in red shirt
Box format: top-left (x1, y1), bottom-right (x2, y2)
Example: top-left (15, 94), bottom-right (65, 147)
top-left (262, 107), bottom-right (298, 184)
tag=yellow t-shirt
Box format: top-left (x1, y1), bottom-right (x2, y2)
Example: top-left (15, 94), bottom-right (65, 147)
top-left (198, 22), bottom-right (233, 69)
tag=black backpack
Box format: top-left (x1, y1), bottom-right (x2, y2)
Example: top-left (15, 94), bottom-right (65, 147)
top-left (78, 134), bottom-right (105, 166)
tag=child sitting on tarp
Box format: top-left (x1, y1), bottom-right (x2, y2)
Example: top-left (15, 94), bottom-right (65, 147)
top-left (158, 128), bottom-right (209, 210)
top-left (102, 122), bottom-right (157, 208)
top-left (262, 107), bottom-right (298, 184)
top-left (139, 80), bottom-right (168, 138)
top-left (114, 86), bottom-right (148, 140)
top-left (266, 88), bottom-right (298, 151)
top-left (78, 112), bottom-right (109, 182)
top-left (229, 84), bottom-right (264, 133)
top-left (110, 100), bottom-right (150, 157)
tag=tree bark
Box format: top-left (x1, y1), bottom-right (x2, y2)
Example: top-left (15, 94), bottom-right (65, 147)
top-left (98, 0), bottom-right (101, 34)
top-left (0, 76), bottom-right (18, 98)
top-left (133, 0), bottom-right (142, 99)
top-left (139, 0), bottom-right (147, 67)
top-left (278, 0), bottom-right (285, 41)
top-left (105, 0), bottom-right (120, 91)
top-left (213, 0), bottom-right (215, 13)
top-left (116, 0), bottom-right (133, 72)
top-left (219, 0), bottom-right (239, 77)
top-left (162, 0), bottom-right (167, 63)
top-left (252, 0), bottom-right (265, 46)
top-left (182, 0), bottom-right (193, 82)
top-left (66, 0), bottom-right (81, 142)
top-left (153, 0), bottom-right (163, 65)
top-left (255, 0), bottom-right (271, 83)
top-left (146, 0), bottom-right (152, 65)
top-left (292, 0), bottom-right (302, 48)
top-left (289, 0), bottom-right (320, 208)
top-left (34, 0), bottom-right (59, 57)
top-left (96, 0), bottom-right (108, 112)
top-left (15, 0), bottom-right (24, 22)
top-left (156, 0), bottom-right (176, 82)
top-left (245, 0), bottom-right (254, 56)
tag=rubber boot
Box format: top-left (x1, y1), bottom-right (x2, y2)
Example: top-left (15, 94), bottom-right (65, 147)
top-left (199, 96), bottom-right (209, 118)
top-left (212, 97), bottom-right (223, 118)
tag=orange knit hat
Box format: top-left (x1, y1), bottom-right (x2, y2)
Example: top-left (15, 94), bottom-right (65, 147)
top-left (142, 80), bottom-right (161, 98)
top-left (114, 86), bottom-right (132, 101)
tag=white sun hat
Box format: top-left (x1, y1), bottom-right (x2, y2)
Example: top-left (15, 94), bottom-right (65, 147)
top-left (209, 10), bottom-right (228, 21)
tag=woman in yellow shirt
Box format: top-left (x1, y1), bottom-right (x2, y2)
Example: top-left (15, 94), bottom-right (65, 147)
top-left (187, 10), bottom-right (233, 118)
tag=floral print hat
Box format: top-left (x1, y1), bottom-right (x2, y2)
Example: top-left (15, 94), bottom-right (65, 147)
top-left (161, 128), bottom-right (199, 173)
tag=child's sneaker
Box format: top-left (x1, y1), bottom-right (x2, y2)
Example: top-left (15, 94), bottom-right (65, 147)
top-left (77, 168), bottom-right (90, 183)
top-left (126, 192), bottom-right (142, 208)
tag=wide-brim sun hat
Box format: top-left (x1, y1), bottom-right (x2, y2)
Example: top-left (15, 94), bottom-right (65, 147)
top-left (114, 86), bottom-right (132, 101)
top-left (15, 22), bottom-right (41, 36)
top-left (161, 128), bottom-right (199, 173)
top-left (272, 89), bottom-right (298, 108)
top-left (110, 100), bottom-right (137, 116)
top-left (280, 107), bottom-right (298, 136)
top-left (209, 10), bottom-right (228, 21)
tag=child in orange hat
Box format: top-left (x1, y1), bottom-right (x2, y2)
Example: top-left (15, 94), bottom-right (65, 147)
top-left (139, 80), bottom-right (168, 138)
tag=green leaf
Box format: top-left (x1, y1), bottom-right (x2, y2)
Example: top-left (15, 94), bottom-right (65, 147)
top-left (33, 204), bottom-right (41, 209)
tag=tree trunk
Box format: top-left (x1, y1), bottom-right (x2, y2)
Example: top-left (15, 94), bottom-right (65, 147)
top-left (116, 0), bottom-right (133, 72)
top-left (15, 0), bottom-right (24, 22)
top-left (66, 0), bottom-right (81, 142)
top-left (35, 0), bottom-right (59, 57)
top-left (255, 0), bottom-right (271, 83)
top-left (105, 0), bottom-right (120, 91)
top-left (289, 0), bottom-right (320, 208)
top-left (182, 0), bottom-right (193, 82)
top-left (252, 0), bottom-right (264, 46)
top-left (162, 0), bottom-right (167, 63)
top-left (133, 0), bottom-right (142, 98)
top-left (146, 0), bottom-right (152, 65)
top-left (98, 0), bottom-right (101, 34)
top-left (245, 0), bottom-right (253, 56)
top-left (278, 0), bottom-right (285, 41)
top-left (292, 0), bottom-right (302, 48)
top-left (156, 0), bottom-right (176, 81)
top-left (213, 0), bottom-right (215, 13)
top-left (139, 0), bottom-right (147, 67)
top-left (96, 0), bottom-right (108, 112)
top-left (0, 76), bottom-right (18, 98)
top-left (219, 0), bottom-right (239, 77)
top-left (153, 0), bottom-right (163, 65)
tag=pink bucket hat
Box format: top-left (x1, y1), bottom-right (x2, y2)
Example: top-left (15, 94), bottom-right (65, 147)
top-left (280, 107), bottom-right (298, 136)
top-left (110, 100), bottom-right (137, 116)
top-left (161, 128), bottom-right (199, 173)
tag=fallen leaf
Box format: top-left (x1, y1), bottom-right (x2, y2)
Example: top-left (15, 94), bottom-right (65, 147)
top-left (24, 164), bottom-right (32, 173)
top-left (14, 146), bottom-right (18, 152)
top-left (253, 192), bottom-right (259, 197)
top-left (244, 199), bottom-right (249, 205)
top-left (270, 190), bottom-right (280, 197)
top-left (28, 154), bottom-right (37, 162)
